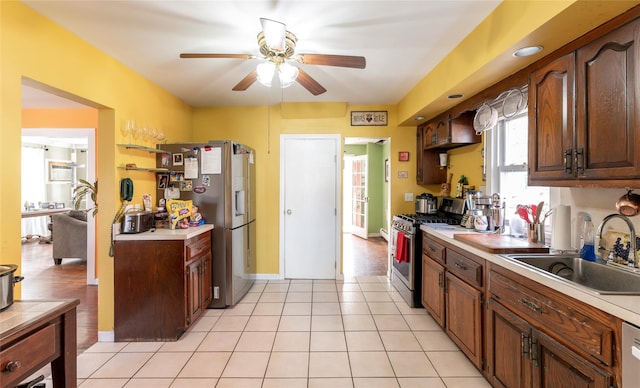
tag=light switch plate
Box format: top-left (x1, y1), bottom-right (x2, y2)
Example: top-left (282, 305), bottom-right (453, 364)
top-left (405, 193), bottom-right (414, 201)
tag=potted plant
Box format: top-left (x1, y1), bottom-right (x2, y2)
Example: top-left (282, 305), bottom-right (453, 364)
top-left (456, 175), bottom-right (468, 198)
top-left (73, 179), bottom-right (98, 216)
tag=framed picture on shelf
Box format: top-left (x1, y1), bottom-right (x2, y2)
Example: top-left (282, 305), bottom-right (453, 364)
top-left (398, 151), bottom-right (410, 161)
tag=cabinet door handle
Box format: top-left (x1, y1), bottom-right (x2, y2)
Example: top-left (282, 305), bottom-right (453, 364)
top-left (520, 298), bottom-right (542, 314)
top-left (564, 149), bottom-right (573, 174)
top-left (521, 332), bottom-right (530, 357)
top-left (575, 148), bottom-right (584, 174)
top-left (438, 271), bottom-right (443, 287)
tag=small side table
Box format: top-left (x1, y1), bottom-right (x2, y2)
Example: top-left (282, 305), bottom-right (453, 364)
top-left (0, 299), bottom-right (79, 388)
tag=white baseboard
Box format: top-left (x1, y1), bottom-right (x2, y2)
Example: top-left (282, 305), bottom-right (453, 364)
top-left (98, 331), bottom-right (114, 342)
top-left (252, 273), bottom-right (284, 281)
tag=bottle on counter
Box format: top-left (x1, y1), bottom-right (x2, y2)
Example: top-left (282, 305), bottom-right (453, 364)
top-left (579, 215), bottom-right (597, 262)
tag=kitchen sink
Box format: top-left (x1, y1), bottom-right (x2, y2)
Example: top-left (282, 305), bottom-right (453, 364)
top-left (500, 253), bottom-right (640, 295)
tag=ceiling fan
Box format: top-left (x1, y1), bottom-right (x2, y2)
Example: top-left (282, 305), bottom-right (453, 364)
top-left (180, 18), bottom-right (366, 95)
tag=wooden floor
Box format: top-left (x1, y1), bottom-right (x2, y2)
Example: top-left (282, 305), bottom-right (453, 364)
top-left (20, 239), bottom-right (98, 354)
top-left (19, 233), bottom-right (387, 353)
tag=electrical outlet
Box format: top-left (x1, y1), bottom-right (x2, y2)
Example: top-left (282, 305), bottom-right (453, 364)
top-left (405, 193), bottom-right (414, 201)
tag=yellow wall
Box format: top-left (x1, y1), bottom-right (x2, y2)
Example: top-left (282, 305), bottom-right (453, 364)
top-left (3, 0), bottom-right (638, 336)
top-left (398, 0), bottom-right (640, 125)
top-left (1, 2), bottom-right (192, 334)
top-left (192, 103), bottom-right (418, 274)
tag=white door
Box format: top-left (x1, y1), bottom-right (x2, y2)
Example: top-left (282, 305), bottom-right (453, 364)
top-left (281, 135), bottom-right (340, 279)
top-left (350, 155), bottom-right (368, 239)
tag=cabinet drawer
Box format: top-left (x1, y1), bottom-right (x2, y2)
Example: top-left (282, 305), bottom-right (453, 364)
top-left (422, 235), bottom-right (445, 264)
top-left (186, 233), bottom-right (211, 261)
top-left (446, 250), bottom-right (482, 288)
top-left (489, 270), bottom-right (613, 366)
top-left (1, 323), bottom-right (58, 383)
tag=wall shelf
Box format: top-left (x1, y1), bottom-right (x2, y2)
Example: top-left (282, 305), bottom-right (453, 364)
top-left (117, 144), bottom-right (168, 154)
top-left (118, 165), bottom-right (168, 173)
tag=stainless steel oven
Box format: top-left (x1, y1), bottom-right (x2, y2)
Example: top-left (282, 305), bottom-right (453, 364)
top-left (391, 216), bottom-right (418, 306)
top-left (390, 198), bottom-right (467, 308)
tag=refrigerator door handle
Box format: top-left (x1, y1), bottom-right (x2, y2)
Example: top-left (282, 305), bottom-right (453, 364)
top-left (235, 190), bottom-right (245, 216)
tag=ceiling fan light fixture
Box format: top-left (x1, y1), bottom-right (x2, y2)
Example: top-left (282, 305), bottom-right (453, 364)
top-left (256, 61), bottom-right (276, 87)
top-left (278, 62), bottom-right (299, 88)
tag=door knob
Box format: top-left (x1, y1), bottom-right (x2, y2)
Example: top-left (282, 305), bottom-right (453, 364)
top-left (286, 209), bottom-right (292, 215)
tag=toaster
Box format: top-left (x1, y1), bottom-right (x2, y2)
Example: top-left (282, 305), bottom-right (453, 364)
top-left (121, 211), bottom-right (154, 233)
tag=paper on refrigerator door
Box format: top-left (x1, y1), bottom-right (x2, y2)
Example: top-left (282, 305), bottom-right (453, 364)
top-left (184, 157), bottom-right (198, 179)
top-left (201, 146), bottom-right (222, 174)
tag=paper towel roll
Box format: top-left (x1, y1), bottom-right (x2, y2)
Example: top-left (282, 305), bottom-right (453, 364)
top-left (551, 205), bottom-right (572, 251)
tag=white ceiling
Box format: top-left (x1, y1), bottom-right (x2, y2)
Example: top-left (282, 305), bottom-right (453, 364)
top-left (21, 0), bottom-right (502, 108)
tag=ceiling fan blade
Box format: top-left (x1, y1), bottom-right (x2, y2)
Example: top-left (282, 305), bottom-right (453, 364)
top-left (180, 53), bottom-right (254, 60)
top-left (260, 18), bottom-right (286, 51)
top-left (232, 70), bottom-right (258, 91)
top-left (296, 68), bottom-right (327, 96)
top-left (297, 54), bottom-right (366, 69)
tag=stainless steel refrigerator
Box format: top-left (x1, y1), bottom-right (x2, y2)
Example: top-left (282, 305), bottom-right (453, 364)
top-left (156, 141), bottom-right (256, 308)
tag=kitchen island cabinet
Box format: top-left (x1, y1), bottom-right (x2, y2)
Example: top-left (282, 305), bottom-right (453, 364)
top-left (113, 224), bottom-right (213, 341)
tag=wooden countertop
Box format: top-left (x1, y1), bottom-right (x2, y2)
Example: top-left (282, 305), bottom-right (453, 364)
top-left (113, 224), bottom-right (213, 241)
top-left (453, 233), bottom-right (549, 253)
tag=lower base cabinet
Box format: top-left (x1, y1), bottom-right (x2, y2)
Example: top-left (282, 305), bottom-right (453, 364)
top-left (446, 272), bottom-right (483, 369)
top-left (421, 233), bottom-right (484, 370)
top-left (486, 263), bottom-right (619, 387)
top-left (114, 230), bottom-right (212, 341)
top-left (486, 300), bottom-right (612, 388)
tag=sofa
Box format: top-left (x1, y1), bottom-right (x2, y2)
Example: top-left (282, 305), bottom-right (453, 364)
top-left (51, 210), bottom-right (87, 265)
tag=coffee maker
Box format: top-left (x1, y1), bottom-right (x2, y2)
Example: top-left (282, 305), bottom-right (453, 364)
top-left (461, 192), bottom-right (505, 232)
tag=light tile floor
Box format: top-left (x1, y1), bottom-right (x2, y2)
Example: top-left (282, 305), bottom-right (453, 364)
top-left (31, 276), bottom-right (492, 388)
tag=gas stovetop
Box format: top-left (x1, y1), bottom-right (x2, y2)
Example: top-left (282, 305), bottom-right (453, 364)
top-left (394, 213), bottom-right (460, 225)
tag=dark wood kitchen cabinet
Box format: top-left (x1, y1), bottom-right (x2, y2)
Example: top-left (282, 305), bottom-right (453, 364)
top-left (486, 263), bottom-right (620, 387)
top-left (486, 299), bottom-right (612, 388)
top-left (416, 111), bottom-right (479, 185)
top-left (421, 232), bottom-right (484, 370)
top-left (421, 255), bottom-right (445, 327)
top-left (114, 228), bottom-right (212, 341)
top-left (529, 17), bottom-right (640, 187)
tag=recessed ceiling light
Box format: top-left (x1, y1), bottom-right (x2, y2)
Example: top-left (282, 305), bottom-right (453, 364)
top-left (448, 94), bottom-right (464, 99)
top-left (513, 45), bottom-right (543, 57)
top-left (415, 116), bottom-right (425, 121)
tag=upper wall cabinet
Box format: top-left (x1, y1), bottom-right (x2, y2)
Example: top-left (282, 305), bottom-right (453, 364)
top-left (422, 111), bottom-right (479, 150)
top-left (417, 111), bottom-right (480, 185)
top-left (529, 17), bottom-right (640, 187)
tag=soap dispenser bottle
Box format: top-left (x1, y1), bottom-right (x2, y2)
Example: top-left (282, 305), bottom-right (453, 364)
top-left (579, 215), bottom-right (597, 262)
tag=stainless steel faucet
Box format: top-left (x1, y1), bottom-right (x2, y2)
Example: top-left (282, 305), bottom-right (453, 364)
top-left (596, 213), bottom-right (637, 268)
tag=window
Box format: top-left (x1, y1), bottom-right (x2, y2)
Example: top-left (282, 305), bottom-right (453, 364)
top-left (486, 100), bottom-right (549, 235)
